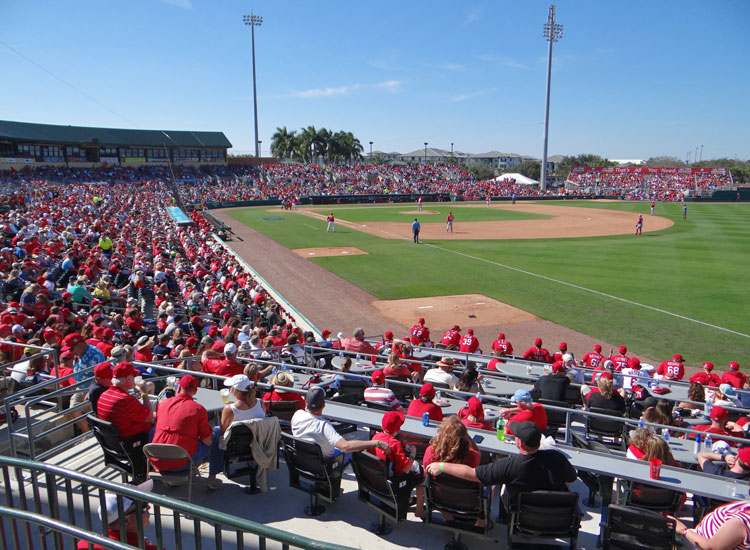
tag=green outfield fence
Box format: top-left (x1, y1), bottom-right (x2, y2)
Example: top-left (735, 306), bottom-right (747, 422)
top-left (0, 455), bottom-right (356, 550)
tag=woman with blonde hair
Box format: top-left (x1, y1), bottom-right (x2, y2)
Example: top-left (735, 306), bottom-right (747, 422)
top-left (220, 374), bottom-right (265, 436)
top-left (587, 374), bottom-right (627, 413)
top-left (642, 435), bottom-right (680, 467)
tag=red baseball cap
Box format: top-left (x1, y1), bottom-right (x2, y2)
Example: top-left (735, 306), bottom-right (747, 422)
top-left (534, 337), bottom-right (542, 346)
top-left (372, 369), bottom-right (385, 385)
top-left (420, 383), bottom-right (435, 399)
top-left (61, 332), bottom-right (83, 351)
top-left (551, 361), bottom-right (566, 372)
top-left (729, 361), bottom-right (740, 371)
top-left (497, 332), bottom-right (505, 339)
top-left (628, 357), bottom-right (641, 369)
top-left (418, 318), bottom-right (425, 324)
top-left (553, 352), bottom-right (563, 362)
top-left (452, 325), bottom-right (461, 331)
top-left (382, 410), bottom-right (405, 433)
top-left (93, 362), bottom-right (113, 379)
top-left (593, 344), bottom-right (602, 353)
top-left (619, 345), bottom-right (627, 354)
top-left (467, 328), bottom-right (474, 334)
top-left (672, 354), bottom-right (684, 362)
top-left (702, 362), bottom-right (714, 371)
top-left (710, 406), bottom-right (728, 422)
top-left (60, 350), bottom-right (74, 361)
top-left (321, 330), bottom-right (331, 338)
top-left (467, 396), bottom-right (483, 417)
top-left (384, 331), bottom-right (394, 339)
top-left (559, 342), bottom-right (567, 350)
top-left (178, 374), bottom-right (199, 391)
top-left (186, 336), bottom-right (198, 347)
top-left (112, 362), bottom-right (136, 378)
top-left (738, 447), bottom-right (750, 467)
top-left (599, 372), bottom-right (614, 380)
top-left (62, 292), bottom-right (72, 301)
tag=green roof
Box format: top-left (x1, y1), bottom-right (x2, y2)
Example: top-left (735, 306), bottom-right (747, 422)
top-left (0, 120), bottom-right (232, 149)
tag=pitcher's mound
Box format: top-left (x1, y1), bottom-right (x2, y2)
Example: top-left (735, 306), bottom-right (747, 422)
top-left (372, 294), bottom-right (539, 329)
top-left (292, 246), bottom-right (368, 258)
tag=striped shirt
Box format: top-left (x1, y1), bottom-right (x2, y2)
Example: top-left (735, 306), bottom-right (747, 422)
top-left (696, 500), bottom-right (750, 548)
top-left (97, 386), bottom-right (152, 440)
top-left (364, 386), bottom-right (402, 410)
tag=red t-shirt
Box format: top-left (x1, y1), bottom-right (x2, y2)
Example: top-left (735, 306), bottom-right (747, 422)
top-left (372, 432), bottom-right (411, 475)
top-left (491, 339), bottom-right (513, 355)
top-left (722, 371), bottom-right (747, 389)
top-left (262, 390), bottom-right (305, 410)
top-left (507, 404), bottom-right (548, 434)
top-left (76, 530), bottom-right (160, 550)
top-left (689, 372), bottom-right (721, 387)
top-left (97, 387), bottom-right (152, 440)
top-left (384, 365), bottom-right (412, 378)
top-left (422, 444), bottom-right (480, 468)
top-left (202, 358), bottom-right (245, 377)
top-left (440, 329), bottom-right (460, 347)
top-left (457, 408), bottom-right (494, 431)
top-left (406, 398), bottom-right (443, 421)
top-left (152, 393), bottom-right (212, 470)
top-left (487, 358), bottom-right (505, 370)
top-left (50, 365), bottom-right (74, 387)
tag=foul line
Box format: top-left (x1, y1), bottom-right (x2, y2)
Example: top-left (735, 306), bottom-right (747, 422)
top-left (423, 243), bottom-right (749, 339)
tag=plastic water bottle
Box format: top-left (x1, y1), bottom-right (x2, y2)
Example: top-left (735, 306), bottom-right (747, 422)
top-left (476, 392), bottom-right (482, 402)
top-left (662, 429), bottom-right (670, 443)
top-left (638, 417), bottom-right (645, 429)
top-left (704, 434), bottom-right (713, 450)
top-left (355, 354), bottom-right (361, 368)
top-left (694, 434), bottom-right (702, 454)
top-left (435, 390), bottom-right (442, 402)
top-left (496, 417), bottom-right (505, 441)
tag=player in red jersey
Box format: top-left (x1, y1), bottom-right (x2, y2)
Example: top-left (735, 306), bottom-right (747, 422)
top-left (491, 332), bottom-right (514, 356)
top-left (522, 337), bottom-right (553, 363)
top-left (410, 317), bottom-right (431, 347)
top-left (689, 362), bottom-right (722, 387)
top-left (635, 214), bottom-right (643, 236)
top-left (657, 353), bottom-right (686, 380)
top-left (439, 325), bottom-right (461, 348)
top-left (610, 345), bottom-right (630, 372)
top-left (721, 362), bottom-right (746, 389)
top-left (581, 344), bottom-right (605, 370)
top-left (458, 328), bottom-right (480, 353)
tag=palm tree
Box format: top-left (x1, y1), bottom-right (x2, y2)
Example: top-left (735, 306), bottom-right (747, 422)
top-left (299, 125), bottom-right (319, 163)
top-left (270, 127), bottom-right (299, 160)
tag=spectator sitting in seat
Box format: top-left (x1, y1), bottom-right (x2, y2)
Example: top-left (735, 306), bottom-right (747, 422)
top-left (455, 364), bottom-right (484, 396)
top-left (677, 381), bottom-right (706, 410)
top-left (689, 362), bottom-right (722, 388)
top-left (423, 357), bottom-right (459, 390)
top-left (371, 410), bottom-right (425, 519)
top-left (423, 415), bottom-right (481, 467)
top-left (97, 362), bottom-right (155, 441)
top-left (406, 383), bottom-right (443, 421)
top-left (457, 396), bottom-right (493, 431)
top-left (532, 360), bottom-right (570, 402)
top-left (688, 406), bottom-right (745, 446)
top-left (585, 373), bottom-right (627, 413)
top-left (292, 386), bottom-right (383, 461)
top-left (500, 390), bottom-right (547, 436)
top-left (220, 374), bottom-right (265, 435)
top-left (262, 371), bottom-right (305, 411)
top-left (697, 445), bottom-right (750, 482)
top-left (202, 342), bottom-right (245, 377)
top-left (364, 369), bottom-right (403, 411)
top-left (87, 361), bottom-right (113, 415)
top-left (337, 327), bottom-right (378, 357)
top-left (383, 352), bottom-right (411, 380)
top-left (721, 361), bottom-right (745, 389)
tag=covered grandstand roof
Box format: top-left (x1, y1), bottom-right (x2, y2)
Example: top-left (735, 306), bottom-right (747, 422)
top-left (0, 120), bottom-right (232, 148)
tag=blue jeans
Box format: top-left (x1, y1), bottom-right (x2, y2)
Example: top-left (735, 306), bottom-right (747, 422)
top-left (174, 426), bottom-right (223, 476)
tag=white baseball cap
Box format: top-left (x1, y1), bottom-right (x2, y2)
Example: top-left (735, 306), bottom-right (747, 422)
top-left (224, 374), bottom-right (251, 391)
top-left (99, 479), bottom-right (153, 524)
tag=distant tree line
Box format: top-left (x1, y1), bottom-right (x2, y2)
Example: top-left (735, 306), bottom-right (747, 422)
top-left (270, 126), bottom-right (363, 163)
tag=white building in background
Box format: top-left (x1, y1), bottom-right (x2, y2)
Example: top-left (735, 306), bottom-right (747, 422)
top-left (465, 151), bottom-right (522, 170)
top-left (610, 158), bottom-right (646, 166)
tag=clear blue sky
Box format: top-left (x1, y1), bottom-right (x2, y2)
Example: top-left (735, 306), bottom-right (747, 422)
top-left (1, 0), bottom-right (748, 161)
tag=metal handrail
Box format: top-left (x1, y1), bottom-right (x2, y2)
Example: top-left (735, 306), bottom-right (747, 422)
top-left (0, 455), bottom-right (356, 550)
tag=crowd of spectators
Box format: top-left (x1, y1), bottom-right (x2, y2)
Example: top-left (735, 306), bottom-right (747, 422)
top-left (567, 169), bottom-right (732, 201)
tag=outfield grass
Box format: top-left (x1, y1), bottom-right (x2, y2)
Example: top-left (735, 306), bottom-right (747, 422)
top-left (306, 205), bottom-right (549, 223)
top-left (228, 201), bottom-right (750, 367)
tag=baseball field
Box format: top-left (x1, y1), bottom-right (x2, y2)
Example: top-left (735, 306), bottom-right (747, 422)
top-left (223, 200), bottom-right (749, 370)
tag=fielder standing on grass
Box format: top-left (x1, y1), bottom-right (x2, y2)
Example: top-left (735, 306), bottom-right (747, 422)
top-left (412, 218), bottom-right (420, 244)
top-left (446, 211), bottom-right (454, 233)
top-left (635, 214), bottom-right (643, 236)
top-left (326, 212), bottom-right (335, 232)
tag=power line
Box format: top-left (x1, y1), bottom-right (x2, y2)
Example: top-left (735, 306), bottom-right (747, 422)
top-left (0, 40), bottom-right (137, 128)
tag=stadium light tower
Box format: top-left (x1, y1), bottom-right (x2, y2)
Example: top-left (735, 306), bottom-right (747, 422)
top-left (369, 141), bottom-right (373, 159)
top-left (243, 12), bottom-right (263, 158)
top-left (424, 142), bottom-right (428, 164)
top-left (540, 3), bottom-right (563, 193)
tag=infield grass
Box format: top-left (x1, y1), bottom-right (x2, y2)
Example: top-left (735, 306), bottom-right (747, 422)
top-left (306, 205), bottom-right (549, 223)
top-left (228, 201), bottom-right (750, 366)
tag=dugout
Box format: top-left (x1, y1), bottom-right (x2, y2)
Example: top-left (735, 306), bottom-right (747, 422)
top-left (0, 119), bottom-right (231, 171)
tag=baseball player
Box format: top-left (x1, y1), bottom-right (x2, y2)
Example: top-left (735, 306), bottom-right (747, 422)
top-left (439, 325), bottom-right (461, 348)
top-left (446, 211), bottom-right (454, 233)
top-left (326, 212), bottom-right (335, 232)
top-left (721, 361), bottom-right (746, 389)
top-left (650, 201), bottom-right (655, 215)
top-left (581, 344), bottom-right (605, 370)
top-left (635, 214), bottom-right (643, 236)
top-left (458, 328), bottom-right (480, 353)
top-left (417, 196), bottom-right (423, 211)
top-left (689, 362), bottom-right (721, 387)
top-left (522, 338), bottom-right (553, 363)
top-left (410, 317), bottom-right (431, 347)
top-left (610, 345), bottom-right (630, 372)
top-left (656, 353), bottom-right (686, 381)
top-left (491, 332), bottom-right (514, 356)
top-left (486, 194), bottom-right (491, 207)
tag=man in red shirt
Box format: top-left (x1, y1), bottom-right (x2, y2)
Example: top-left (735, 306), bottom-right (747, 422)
top-left (338, 328), bottom-right (378, 356)
top-left (522, 338), bottom-right (553, 363)
top-left (501, 390), bottom-right (547, 436)
top-left (458, 328), bottom-right (480, 353)
top-left (97, 362), bottom-right (154, 482)
top-left (689, 362), bottom-right (722, 387)
top-left (406, 383), bottom-right (443, 421)
top-left (151, 375), bottom-right (223, 489)
top-left (201, 342), bottom-right (245, 377)
top-left (722, 362), bottom-right (746, 389)
top-left (690, 406), bottom-right (744, 447)
top-left (657, 353), bottom-right (686, 381)
top-left (610, 345), bottom-right (630, 372)
top-left (491, 332), bottom-right (514, 356)
top-left (262, 371), bottom-right (305, 410)
top-left (581, 344), bottom-right (605, 370)
top-left (439, 325), bottom-right (461, 348)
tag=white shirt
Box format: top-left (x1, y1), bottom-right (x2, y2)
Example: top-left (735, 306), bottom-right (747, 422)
top-left (291, 409), bottom-right (342, 459)
top-left (620, 368), bottom-right (647, 390)
top-left (423, 368), bottom-right (458, 388)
